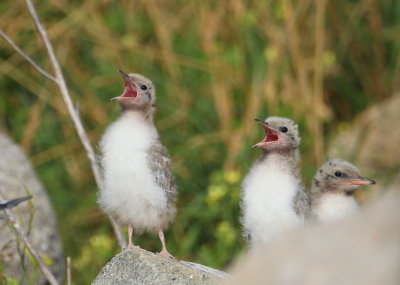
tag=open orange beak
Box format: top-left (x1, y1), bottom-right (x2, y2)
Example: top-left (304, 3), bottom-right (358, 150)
top-left (111, 70), bottom-right (138, 101)
top-left (252, 119), bottom-right (280, 148)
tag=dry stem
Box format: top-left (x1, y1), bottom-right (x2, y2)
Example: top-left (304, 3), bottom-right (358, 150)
top-left (0, 30), bottom-right (56, 82)
top-left (0, 191), bottom-right (59, 285)
top-left (67, 256), bottom-right (71, 285)
top-left (0, 0), bottom-right (126, 249)
top-left (23, 0), bottom-right (126, 249)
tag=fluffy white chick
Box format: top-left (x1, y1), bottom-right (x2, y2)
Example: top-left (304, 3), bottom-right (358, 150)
top-left (98, 71), bottom-right (177, 258)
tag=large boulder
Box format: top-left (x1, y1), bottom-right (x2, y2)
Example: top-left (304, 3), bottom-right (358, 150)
top-left (0, 133), bottom-right (64, 284)
top-left (220, 190), bottom-right (400, 285)
top-left (92, 248), bottom-right (228, 285)
top-left (328, 94), bottom-right (400, 190)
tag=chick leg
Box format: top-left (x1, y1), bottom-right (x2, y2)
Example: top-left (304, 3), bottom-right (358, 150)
top-left (158, 229), bottom-right (174, 258)
top-left (127, 224), bottom-right (138, 249)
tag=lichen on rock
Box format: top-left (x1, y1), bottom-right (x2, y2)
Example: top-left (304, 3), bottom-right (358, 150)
top-left (92, 248), bottom-right (228, 285)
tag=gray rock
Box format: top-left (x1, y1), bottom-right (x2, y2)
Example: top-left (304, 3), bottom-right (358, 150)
top-left (328, 94), bottom-right (400, 189)
top-left (220, 190), bottom-right (400, 285)
top-left (92, 248), bottom-right (228, 285)
top-left (0, 132), bottom-right (64, 284)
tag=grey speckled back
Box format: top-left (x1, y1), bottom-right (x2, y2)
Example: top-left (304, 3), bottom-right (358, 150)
top-left (146, 141), bottom-right (177, 206)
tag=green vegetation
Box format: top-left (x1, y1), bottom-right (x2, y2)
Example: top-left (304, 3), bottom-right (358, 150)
top-left (1, 0), bottom-right (399, 283)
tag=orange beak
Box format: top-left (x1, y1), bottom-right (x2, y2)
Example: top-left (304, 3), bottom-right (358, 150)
top-left (341, 176), bottom-right (376, 186)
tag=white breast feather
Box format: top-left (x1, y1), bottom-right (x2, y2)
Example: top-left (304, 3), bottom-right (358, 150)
top-left (98, 113), bottom-right (168, 233)
top-left (242, 159), bottom-right (303, 246)
top-left (313, 193), bottom-right (359, 223)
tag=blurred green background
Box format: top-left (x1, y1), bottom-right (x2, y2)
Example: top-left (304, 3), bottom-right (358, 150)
top-left (1, 0), bottom-right (399, 283)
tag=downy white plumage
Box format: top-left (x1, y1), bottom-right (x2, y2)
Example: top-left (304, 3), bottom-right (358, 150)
top-left (311, 158), bottom-right (375, 223)
top-left (312, 193), bottom-right (359, 222)
top-left (98, 71), bottom-right (176, 257)
top-left (241, 117), bottom-right (310, 246)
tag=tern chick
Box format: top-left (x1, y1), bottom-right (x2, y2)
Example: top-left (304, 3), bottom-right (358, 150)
top-left (98, 71), bottom-right (177, 257)
top-left (241, 117), bottom-right (310, 246)
top-left (311, 158), bottom-right (375, 223)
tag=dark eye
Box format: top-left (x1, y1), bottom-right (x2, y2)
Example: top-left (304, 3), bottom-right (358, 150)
top-left (279, 127), bottom-right (288, 133)
top-left (140, 85), bottom-right (147, 90)
top-left (335, 171), bottom-right (342, 177)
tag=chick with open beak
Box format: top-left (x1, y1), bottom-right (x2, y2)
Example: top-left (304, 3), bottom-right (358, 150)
top-left (252, 118), bottom-right (300, 150)
top-left (98, 71), bottom-right (177, 258)
top-left (310, 158), bottom-right (376, 223)
top-left (110, 70), bottom-right (156, 113)
top-left (111, 70), bottom-right (138, 100)
top-left (241, 116), bottom-right (310, 247)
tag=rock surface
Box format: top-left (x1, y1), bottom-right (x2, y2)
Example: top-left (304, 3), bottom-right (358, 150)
top-left (0, 132), bottom-right (64, 284)
top-left (328, 94), bottom-right (400, 189)
top-left (220, 190), bottom-right (400, 285)
top-left (92, 248), bottom-right (228, 285)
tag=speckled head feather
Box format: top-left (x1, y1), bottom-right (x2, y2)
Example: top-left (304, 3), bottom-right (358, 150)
top-left (253, 116), bottom-right (300, 151)
top-left (312, 159), bottom-right (375, 196)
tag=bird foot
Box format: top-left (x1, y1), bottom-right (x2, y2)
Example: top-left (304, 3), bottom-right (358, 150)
top-left (125, 244), bottom-right (140, 250)
top-left (158, 249), bottom-right (175, 259)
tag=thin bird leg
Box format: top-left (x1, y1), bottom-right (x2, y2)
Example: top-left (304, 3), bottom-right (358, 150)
top-left (127, 224), bottom-right (137, 249)
top-left (158, 229), bottom-right (174, 258)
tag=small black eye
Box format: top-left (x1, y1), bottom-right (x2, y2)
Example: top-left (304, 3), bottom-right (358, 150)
top-left (140, 85), bottom-right (147, 90)
top-left (335, 171), bottom-right (342, 177)
top-left (279, 127), bottom-right (288, 133)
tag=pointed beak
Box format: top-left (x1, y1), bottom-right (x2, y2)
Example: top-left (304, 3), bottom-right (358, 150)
top-left (119, 70), bottom-right (129, 78)
top-left (252, 118), bottom-right (279, 148)
top-left (341, 176), bottom-right (376, 186)
top-left (255, 118), bottom-right (266, 125)
top-left (111, 70), bottom-right (138, 101)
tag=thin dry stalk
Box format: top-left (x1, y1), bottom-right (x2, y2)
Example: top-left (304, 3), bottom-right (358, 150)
top-left (312, 0), bottom-right (328, 166)
top-left (225, 86), bottom-right (262, 169)
top-left (0, 30), bottom-right (56, 82)
top-left (24, 0), bottom-right (101, 189)
top-left (282, 0), bottom-right (312, 104)
top-left (1, 0), bottom-right (127, 249)
top-left (282, 0), bottom-right (326, 165)
top-left (0, 60), bottom-right (63, 113)
top-left (0, 198), bottom-right (59, 285)
top-left (142, 0), bottom-right (191, 107)
top-left (197, 3), bottom-right (233, 143)
top-left (67, 256), bottom-right (71, 285)
top-left (23, 0), bottom-right (126, 249)
top-left (21, 101), bottom-right (43, 153)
